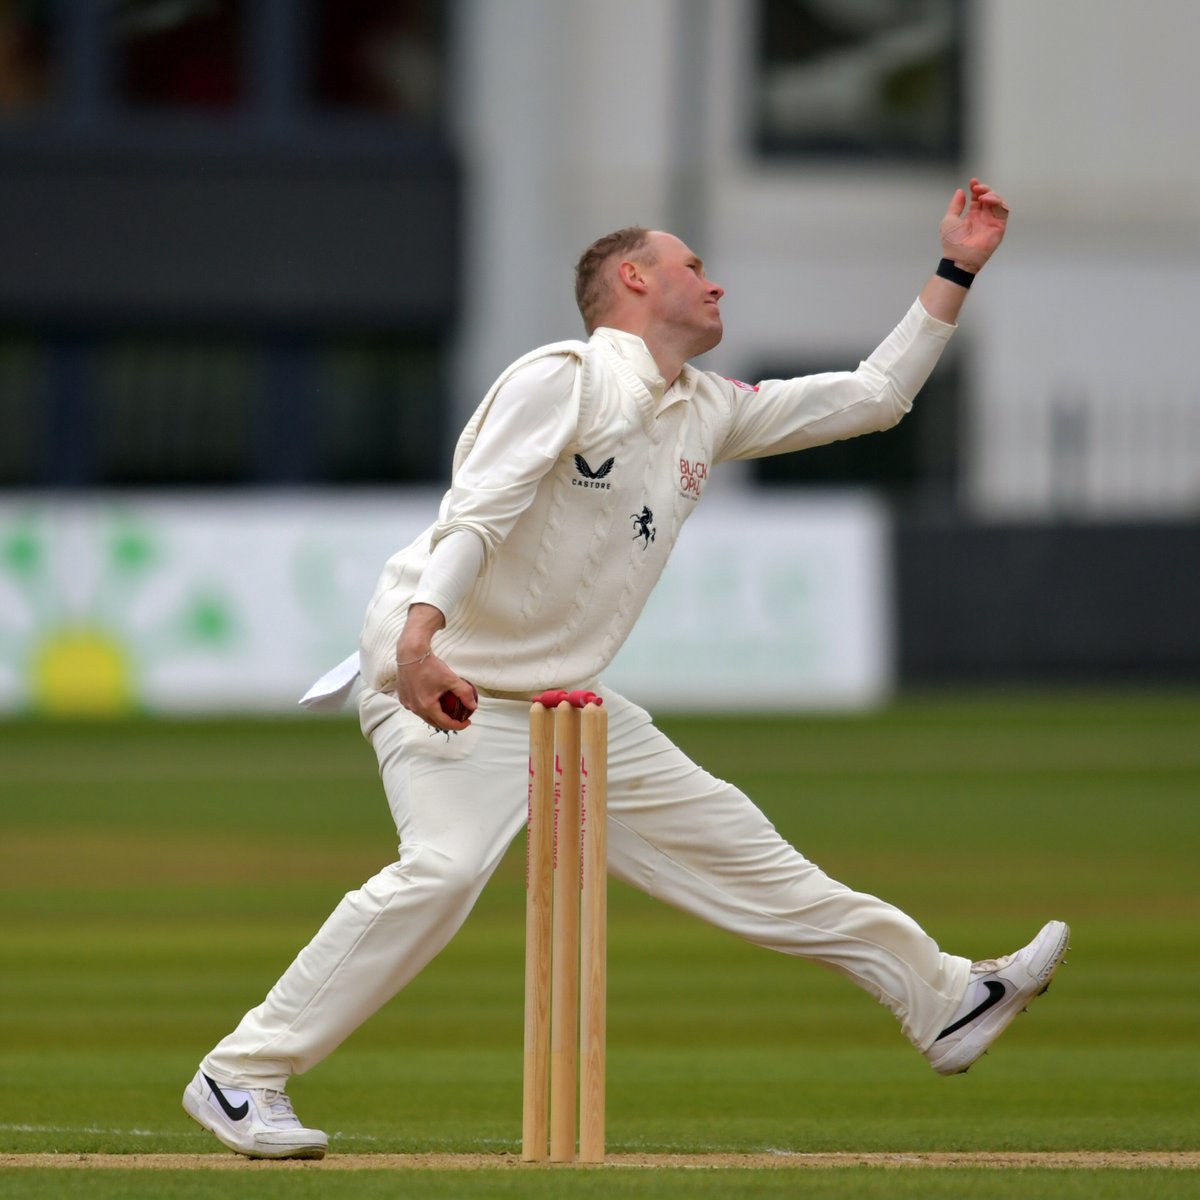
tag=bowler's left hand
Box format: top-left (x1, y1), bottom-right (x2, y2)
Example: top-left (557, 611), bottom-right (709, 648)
top-left (940, 178), bottom-right (1010, 273)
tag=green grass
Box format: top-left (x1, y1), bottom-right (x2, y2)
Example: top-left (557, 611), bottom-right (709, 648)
top-left (2, 690), bottom-right (1198, 1198)
top-left (2, 1168), bottom-right (1199, 1200)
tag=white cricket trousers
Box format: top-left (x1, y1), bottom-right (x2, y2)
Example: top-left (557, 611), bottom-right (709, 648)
top-left (203, 687), bottom-right (970, 1089)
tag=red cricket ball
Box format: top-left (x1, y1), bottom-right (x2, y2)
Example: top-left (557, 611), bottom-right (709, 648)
top-left (439, 683), bottom-right (478, 722)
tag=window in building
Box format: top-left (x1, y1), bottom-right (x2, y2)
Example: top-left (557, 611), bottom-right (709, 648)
top-left (754, 0), bottom-right (963, 161)
top-left (306, 0), bottom-right (444, 122)
top-left (9, 329), bottom-right (449, 487)
top-left (0, 0), bottom-right (55, 114)
top-left (111, 0), bottom-right (245, 111)
top-left (93, 334), bottom-right (259, 485)
top-left (312, 335), bottom-right (445, 484)
top-left (0, 336), bottom-right (45, 484)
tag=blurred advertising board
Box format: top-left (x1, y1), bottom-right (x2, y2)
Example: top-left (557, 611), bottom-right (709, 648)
top-left (0, 491), bottom-right (891, 716)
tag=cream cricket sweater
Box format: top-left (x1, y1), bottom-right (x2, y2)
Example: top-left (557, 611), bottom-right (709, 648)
top-left (359, 299), bottom-right (954, 696)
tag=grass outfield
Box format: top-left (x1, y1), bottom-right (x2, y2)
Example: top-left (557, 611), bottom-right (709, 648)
top-left (1, 691), bottom-right (1198, 1198)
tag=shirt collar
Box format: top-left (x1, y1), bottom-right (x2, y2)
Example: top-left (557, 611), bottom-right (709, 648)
top-left (592, 326), bottom-right (700, 412)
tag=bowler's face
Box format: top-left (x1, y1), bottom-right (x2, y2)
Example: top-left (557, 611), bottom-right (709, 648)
top-left (644, 231), bottom-right (725, 354)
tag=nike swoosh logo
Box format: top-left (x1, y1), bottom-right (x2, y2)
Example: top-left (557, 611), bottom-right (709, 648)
top-left (934, 979), bottom-right (1007, 1041)
top-left (204, 1073), bottom-right (250, 1122)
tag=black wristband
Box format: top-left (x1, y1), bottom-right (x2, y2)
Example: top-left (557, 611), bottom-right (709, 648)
top-left (936, 257), bottom-right (975, 289)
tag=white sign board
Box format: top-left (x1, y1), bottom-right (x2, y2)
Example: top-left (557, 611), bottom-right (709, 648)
top-left (0, 491), bottom-right (891, 715)
top-left (605, 494), bottom-right (893, 709)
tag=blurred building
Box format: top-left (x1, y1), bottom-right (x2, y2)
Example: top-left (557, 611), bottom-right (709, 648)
top-left (0, 0), bottom-right (458, 489)
top-left (1, 0), bottom-right (1197, 699)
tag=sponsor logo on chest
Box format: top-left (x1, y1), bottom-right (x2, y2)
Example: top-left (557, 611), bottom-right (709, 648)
top-left (571, 448), bottom-right (709, 503)
top-left (679, 456), bottom-right (708, 499)
top-left (572, 453), bottom-right (614, 489)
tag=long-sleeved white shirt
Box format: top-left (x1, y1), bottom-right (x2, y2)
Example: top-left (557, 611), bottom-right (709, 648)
top-left (357, 298), bottom-right (954, 696)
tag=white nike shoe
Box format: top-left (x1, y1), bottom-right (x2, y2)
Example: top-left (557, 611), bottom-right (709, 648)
top-left (182, 1069), bottom-right (328, 1159)
top-left (925, 920), bottom-right (1070, 1076)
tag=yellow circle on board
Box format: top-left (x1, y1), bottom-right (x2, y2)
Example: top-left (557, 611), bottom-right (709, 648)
top-left (30, 628), bottom-right (135, 716)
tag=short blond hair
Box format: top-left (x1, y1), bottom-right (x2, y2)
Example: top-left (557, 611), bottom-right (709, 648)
top-left (574, 227), bottom-right (653, 333)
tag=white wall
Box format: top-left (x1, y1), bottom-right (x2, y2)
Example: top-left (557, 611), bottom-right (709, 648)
top-left (452, 0), bottom-right (1200, 518)
top-left (971, 0), bottom-right (1200, 516)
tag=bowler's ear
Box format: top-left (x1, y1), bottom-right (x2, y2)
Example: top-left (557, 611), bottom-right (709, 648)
top-left (617, 259), bottom-right (649, 294)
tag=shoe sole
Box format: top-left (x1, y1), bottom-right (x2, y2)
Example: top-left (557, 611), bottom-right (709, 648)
top-left (182, 1085), bottom-right (327, 1160)
top-left (931, 920), bottom-right (1070, 1076)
